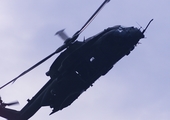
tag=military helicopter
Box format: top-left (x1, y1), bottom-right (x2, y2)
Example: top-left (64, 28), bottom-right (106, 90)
top-left (0, 0), bottom-right (153, 120)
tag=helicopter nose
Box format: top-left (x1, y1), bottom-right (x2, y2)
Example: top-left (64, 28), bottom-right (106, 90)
top-left (123, 27), bottom-right (144, 45)
top-left (131, 27), bottom-right (144, 38)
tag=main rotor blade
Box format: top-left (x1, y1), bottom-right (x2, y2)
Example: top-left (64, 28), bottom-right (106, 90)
top-left (0, 0), bottom-right (111, 90)
top-left (56, 0), bottom-right (111, 53)
top-left (76, 0), bottom-right (110, 36)
top-left (64, 0), bottom-right (110, 45)
top-left (0, 45), bottom-right (67, 90)
top-left (55, 29), bottom-right (69, 41)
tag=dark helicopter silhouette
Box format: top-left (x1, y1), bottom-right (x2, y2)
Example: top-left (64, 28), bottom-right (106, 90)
top-left (0, 0), bottom-right (153, 120)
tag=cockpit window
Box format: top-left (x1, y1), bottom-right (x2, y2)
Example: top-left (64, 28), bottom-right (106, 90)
top-left (117, 26), bottom-right (123, 32)
top-left (112, 25), bottom-right (124, 33)
top-left (115, 26), bottom-right (135, 33)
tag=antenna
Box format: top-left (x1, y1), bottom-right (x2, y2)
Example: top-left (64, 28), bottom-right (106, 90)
top-left (142, 19), bottom-right (154, 33)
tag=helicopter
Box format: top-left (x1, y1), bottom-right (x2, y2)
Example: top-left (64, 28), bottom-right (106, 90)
top-left (0, 0), bottom-right (153, 120)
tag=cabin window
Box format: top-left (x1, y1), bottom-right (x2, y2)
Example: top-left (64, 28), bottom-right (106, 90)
top-left (75, 71), bottom-right (80, 75)
top-left (90, 57), bottom-right (95, 62)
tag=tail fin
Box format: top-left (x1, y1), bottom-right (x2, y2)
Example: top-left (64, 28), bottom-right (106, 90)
top-left (0, 107), bottom-right (19, 120)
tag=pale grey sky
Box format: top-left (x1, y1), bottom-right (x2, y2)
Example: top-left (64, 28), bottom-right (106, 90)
top-left (0, 0), bottom-right (170, 120)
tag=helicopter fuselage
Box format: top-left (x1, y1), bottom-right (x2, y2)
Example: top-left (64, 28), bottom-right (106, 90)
top-left (2, 25), bottom-right (145, 120)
